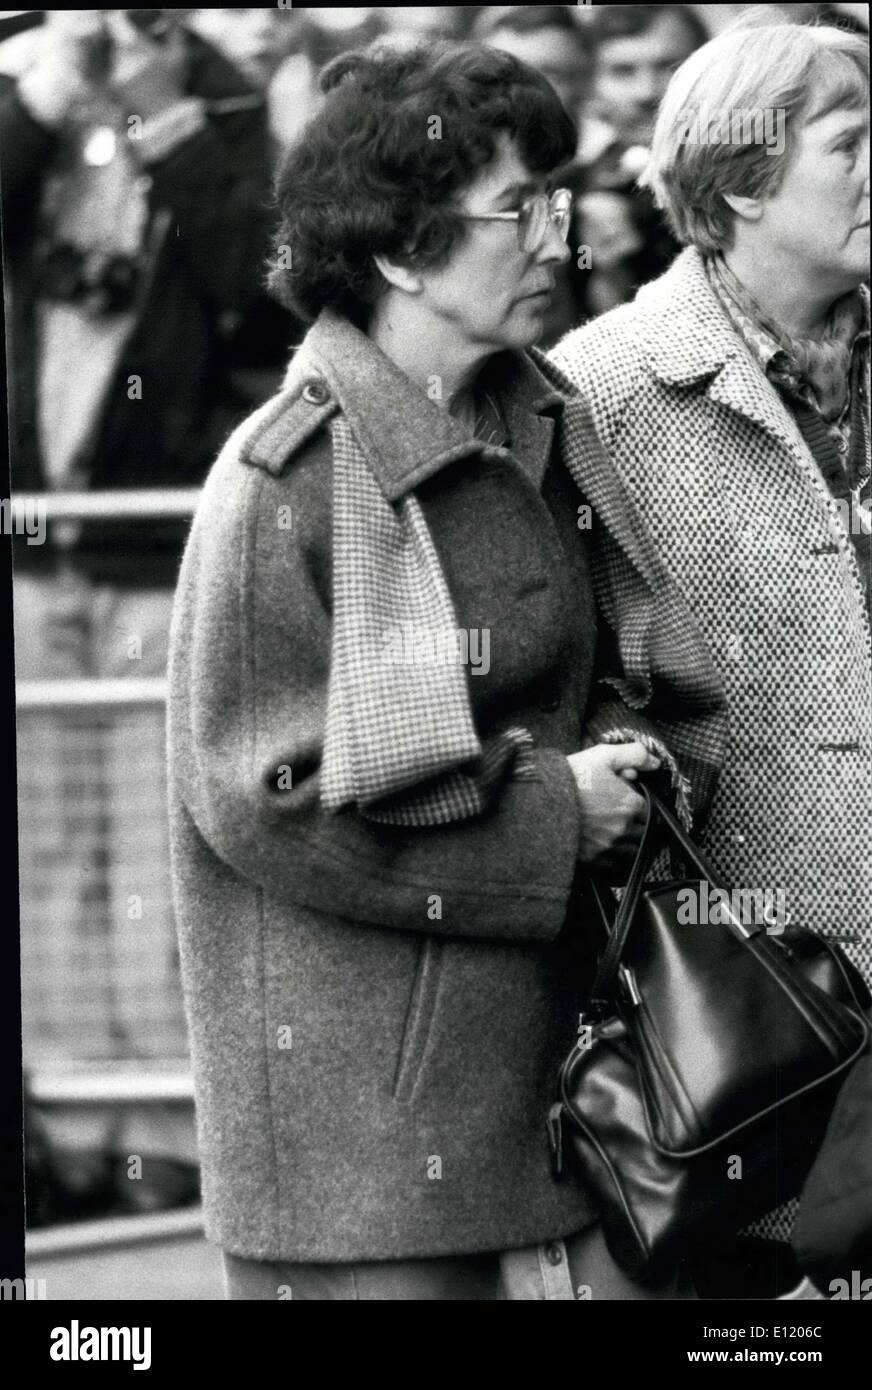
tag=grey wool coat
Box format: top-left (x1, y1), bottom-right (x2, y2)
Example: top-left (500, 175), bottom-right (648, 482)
top-left (166, 308), bottom-right (725, 1263)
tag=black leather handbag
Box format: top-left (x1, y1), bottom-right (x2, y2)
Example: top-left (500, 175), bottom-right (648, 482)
top-left (548, 785), bottom-right (871, 1282)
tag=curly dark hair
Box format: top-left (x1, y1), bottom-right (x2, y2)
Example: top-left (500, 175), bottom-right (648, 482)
top-left (266, 41), bottom-right (578, 326)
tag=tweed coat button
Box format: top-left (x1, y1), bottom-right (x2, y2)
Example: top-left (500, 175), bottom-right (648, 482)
top-left (302, 379), bottom-right (330, 406)
top-left (545, 1242), bottom-right (563, 1265)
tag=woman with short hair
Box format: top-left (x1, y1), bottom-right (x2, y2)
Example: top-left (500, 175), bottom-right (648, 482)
top-left (552, 15), bottom-right (870, 1295)
top-left (167, 40), bottom-right (724, 1300)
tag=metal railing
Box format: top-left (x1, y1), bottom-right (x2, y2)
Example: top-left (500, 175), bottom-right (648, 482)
top-left (15, 489), bottom-right (199, 1092)
top-left (16, 677), bottom-right (168, 709)
top-left (9, 488), bottom-right (202, 522)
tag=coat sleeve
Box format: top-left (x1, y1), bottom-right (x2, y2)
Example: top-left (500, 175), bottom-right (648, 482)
top-left (582, 618), bottom-right (695, 830)
top-left (168, 453), bottom-right (585, 945)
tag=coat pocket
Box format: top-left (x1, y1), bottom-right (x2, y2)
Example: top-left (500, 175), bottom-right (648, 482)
top-left (392, 937), bottom-right (443, 1104)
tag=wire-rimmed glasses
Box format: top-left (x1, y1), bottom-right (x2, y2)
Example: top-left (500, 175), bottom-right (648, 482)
top-left (458, 188), bottom-right (573, 254)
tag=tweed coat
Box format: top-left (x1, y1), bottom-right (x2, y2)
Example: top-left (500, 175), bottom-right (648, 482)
top-left (166, 308), bottom-right (725, 1263)
top-left (551, 247), bottom-right (872, 996)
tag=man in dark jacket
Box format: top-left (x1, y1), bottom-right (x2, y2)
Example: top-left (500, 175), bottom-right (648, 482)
top-left (1, 8), bottom-right (278, 584)
top-left (2, 9), bottom-right (284, 1207)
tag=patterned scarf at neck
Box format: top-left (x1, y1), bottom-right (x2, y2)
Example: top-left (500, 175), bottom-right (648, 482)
top-left (710, 254), bottom-right (866, 422)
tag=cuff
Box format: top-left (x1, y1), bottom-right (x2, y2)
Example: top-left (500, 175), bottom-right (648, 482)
top-left (585, 700), bottom-right (694, 830)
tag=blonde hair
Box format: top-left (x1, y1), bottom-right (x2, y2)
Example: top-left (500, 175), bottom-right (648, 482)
top-left (641, 17), bottom-right (868, 252)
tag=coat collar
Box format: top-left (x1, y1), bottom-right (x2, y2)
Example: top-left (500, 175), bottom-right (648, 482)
top-left (282, 309), bottom-right (566, 502)
top-left (633, 247), bottom-right (872, 454)
top-left (635, 246), bottom-right (747, 386)
top-left (535, 348), bottom-right (663, 591)
top-left (245, 310), bottom-right (662, 593)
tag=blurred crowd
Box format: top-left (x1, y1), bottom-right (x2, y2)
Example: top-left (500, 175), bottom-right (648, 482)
top-left (2, 4), bottom-right (868, 585)
top-left (1, 3), bottom-right (867, 1225)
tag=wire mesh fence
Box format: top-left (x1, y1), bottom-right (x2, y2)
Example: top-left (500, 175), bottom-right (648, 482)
top-left (17, 681), bottom-right (188, 1071)
top-left (14, 493), bottom-right (197, 1080)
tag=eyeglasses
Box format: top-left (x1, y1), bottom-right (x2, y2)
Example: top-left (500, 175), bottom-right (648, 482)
top-left (458, 188), bottom-right (573, 254)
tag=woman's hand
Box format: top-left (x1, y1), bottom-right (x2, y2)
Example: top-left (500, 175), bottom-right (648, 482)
top-left (566, 742), bottom-right (661, 867)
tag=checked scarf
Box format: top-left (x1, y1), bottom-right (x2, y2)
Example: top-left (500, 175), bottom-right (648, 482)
top-left (320, 412), bottom-right (537, 826)
top-left (278, 323), bottom-right (724, 832)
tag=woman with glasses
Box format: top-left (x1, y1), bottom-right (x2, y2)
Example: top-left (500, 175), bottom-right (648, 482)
top-left (166, 41), bottom-right (724, 1300)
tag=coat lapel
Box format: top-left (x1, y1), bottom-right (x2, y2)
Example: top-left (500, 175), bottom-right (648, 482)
top-left (532, 348), bottom-right (661, 589)
top-left (706, 342), bottom-right (812, 465)
top-left (293, 312), bottom-right (566, 504)
top-left (638, 248), bottom-right (813, 471)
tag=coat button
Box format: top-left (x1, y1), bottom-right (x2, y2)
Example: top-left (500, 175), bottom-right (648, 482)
top-left (302, 379), bottom-right (330, 405)
top-left (545, 1242), bottom-right (563, 1265)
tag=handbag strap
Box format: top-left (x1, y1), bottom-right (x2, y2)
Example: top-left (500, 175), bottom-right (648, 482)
top-left (588, 784), bottom-right (753, 1006)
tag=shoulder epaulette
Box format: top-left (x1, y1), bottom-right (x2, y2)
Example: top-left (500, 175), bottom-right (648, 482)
top-left (241, 376), bottom-right (338, 476)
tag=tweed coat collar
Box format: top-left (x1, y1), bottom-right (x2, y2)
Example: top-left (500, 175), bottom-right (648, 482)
top-left (633, 247), bottom-right (871, 463)
top-left (634, 246), bottom-right (746, 386)
top-left (273, 308), bottom-right (566, 502)
top-left (242, 307), bottom-right (667, 594)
